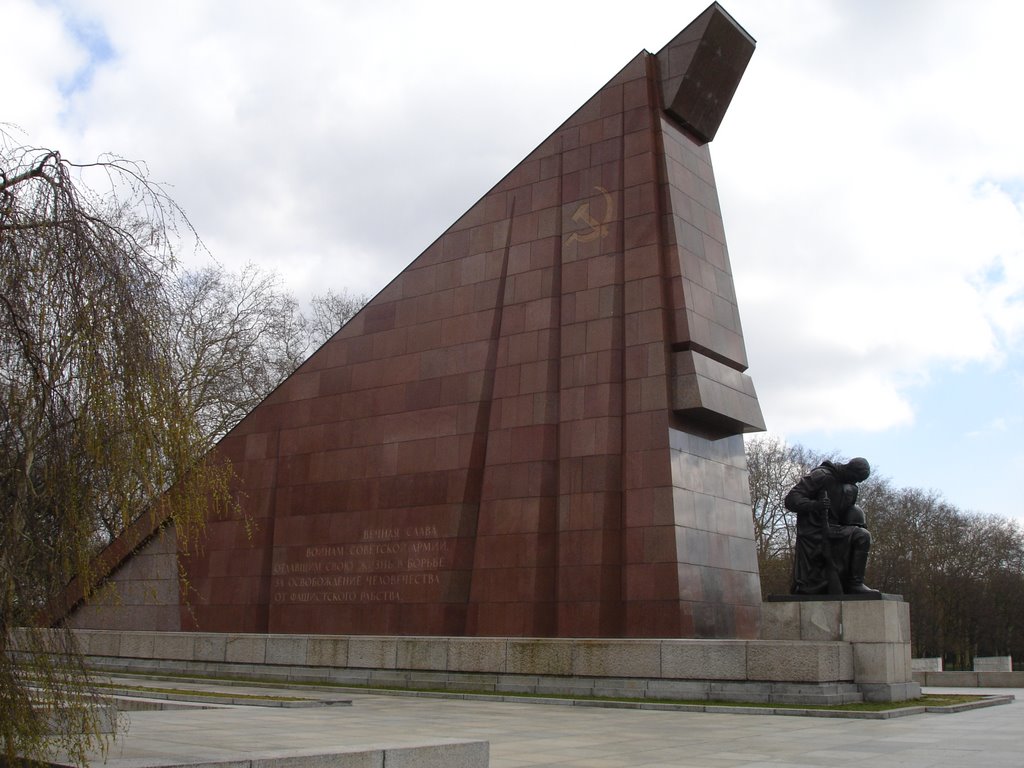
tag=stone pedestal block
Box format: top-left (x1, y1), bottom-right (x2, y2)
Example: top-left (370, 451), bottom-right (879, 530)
top-left (973, 656), bottom-right (1012, 672)
top-left (761, 596), bottom-right (919, 701)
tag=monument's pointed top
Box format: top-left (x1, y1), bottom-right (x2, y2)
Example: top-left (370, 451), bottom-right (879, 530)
top-left (656, 2), bottom-right (756, 144)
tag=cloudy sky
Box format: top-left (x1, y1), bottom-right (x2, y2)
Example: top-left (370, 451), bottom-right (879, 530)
top-left (7, 0), bottom-right (1023, 522)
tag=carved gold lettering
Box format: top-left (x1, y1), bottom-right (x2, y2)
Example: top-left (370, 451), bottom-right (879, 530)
top-left (361, 528), bottom-right (401, 541)
top-left (273, 531), bottom-right (453, 606)
top-left (305, 545), bottom-right (345, 558)
top-left (358, 591), bottom-right (401, 602)
top-left (407, 557), bottom-right (445, 570)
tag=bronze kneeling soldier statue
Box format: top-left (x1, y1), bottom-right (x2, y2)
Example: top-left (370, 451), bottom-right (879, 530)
top-left (785, 457), bottom-right (879, 596)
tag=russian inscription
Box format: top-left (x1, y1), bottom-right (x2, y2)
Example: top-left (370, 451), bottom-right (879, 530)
top-left (271, 525), bottom-right (451, 605)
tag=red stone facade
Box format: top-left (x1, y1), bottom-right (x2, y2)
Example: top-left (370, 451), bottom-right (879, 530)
top-left (71, 4), bottom-right (766, 639)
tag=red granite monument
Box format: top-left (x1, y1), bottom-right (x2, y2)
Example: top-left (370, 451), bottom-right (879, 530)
top-left (69, 3), bottom-right (767, 639)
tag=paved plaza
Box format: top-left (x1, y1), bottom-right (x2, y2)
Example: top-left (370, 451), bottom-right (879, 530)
top-left (71, 679), bottom-right (1023, 768)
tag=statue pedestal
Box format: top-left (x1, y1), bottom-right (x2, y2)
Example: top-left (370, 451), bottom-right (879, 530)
top-left (761, 595), bottom-right (919, 702)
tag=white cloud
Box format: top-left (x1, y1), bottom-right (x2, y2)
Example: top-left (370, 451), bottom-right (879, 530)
top-left (58, 0), bottom-right (652, 294)
top-left (719, 0), bottom-right (1024, 435)
top-left (2, 0), bottom-right (86, 140)
top-left (6, 0), bottom-right (1024, 485)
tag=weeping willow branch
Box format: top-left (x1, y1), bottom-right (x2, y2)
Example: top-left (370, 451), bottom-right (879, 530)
top-left (1, 127), bottom-right (231, 766)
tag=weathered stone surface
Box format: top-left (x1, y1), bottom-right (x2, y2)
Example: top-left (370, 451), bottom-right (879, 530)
top-left (119, 631), bottom-right (156, 659)
top-left (396, 638), bottom-right (448, 670)
top-left (661, 640), bottom-right (746, 680)
top-left (506, 639), bottom-right (574, 676)
top-left (348, 638), bottom-right (398, 669)
top-left (266, 636), bottom-right (309, 666)
top-left (973, 656), bottom-right (1012, 672)
top-left (978, 671), bottom-right (1024, 686)
top-left (853, 642), bottom-right (898, 684)
top-left (800, 601), bottom-right (841, 641)
top-left (383, 741), bottom-right (489, 768)
top-left (758, 598), bottom-right (912, 695)
top-left (194, 633), bottom-right (227, 662)
top-left (747, 641), bottom-right (848, 683)
top-left (225, 635), bottom-right (267, 664)
top-left (307, 637), bottom-right (349, 667)
top-left (151, 632), bottom-right (194, 661)
top-left (83, 630), bottom-right (121, 657)
top-left (572, 640), bottom-right (661, 678)
top-left (447, 638), bottom-right (507, 673)
top-left (71, 629), bottom-right (933, 703)
top-left (859, 681), bottom-right (921, 703)
top-left (842, 600), bottom-right (903, 643)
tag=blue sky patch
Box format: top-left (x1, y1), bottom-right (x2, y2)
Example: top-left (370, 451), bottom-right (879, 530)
top-left (56, 6), bottom-right (115, 98)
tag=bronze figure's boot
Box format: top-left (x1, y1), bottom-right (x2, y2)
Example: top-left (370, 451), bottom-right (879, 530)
top-left (845, 548), bottom-right (880, 595)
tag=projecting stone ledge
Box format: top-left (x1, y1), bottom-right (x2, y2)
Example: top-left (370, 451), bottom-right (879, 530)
top-left (764, 592), bottom-right (904, 602)
top-left (670, 349), bottom-right (765, 436)
top-left (656, 2), bottom-right (756, 143)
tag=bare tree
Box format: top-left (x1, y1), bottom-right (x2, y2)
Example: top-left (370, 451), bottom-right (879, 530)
top-left (163, 265), bottom-right (308, 447)
top-left (748, 433), bottom-right (1024, 666)
top-left (869, 492), bottom-right (1024, 666)
top-left (1, 131), bottom-right (232, 765)
top-left (745, 435), bottom-right (825, 594)
top-left (307, 287), bottom-right (368, 348)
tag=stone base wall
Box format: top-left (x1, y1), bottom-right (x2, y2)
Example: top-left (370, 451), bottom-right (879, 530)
top-left (70, 627), bottom-right (914, 704)
top-left (72, 630), bottom-right (851, 682)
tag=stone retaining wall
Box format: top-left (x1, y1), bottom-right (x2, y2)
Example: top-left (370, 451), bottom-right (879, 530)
top-left (973, 656), bottom-right (1012, 672)
top-left (65, 597), bottom-right (919, 704)
top-left (71, 629), bottom-right (869, 705)
top-left (913, 670), bottom-right (1024, 688)
top-left (72, 630), bottom-right (852, 684)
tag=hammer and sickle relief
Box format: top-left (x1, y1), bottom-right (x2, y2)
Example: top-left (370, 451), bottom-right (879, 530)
top-left (566, 186), bottom-right (615, 244)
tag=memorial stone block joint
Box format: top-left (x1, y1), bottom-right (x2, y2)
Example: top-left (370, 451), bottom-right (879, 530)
top-left (65, 3), bottom-right (770, 640)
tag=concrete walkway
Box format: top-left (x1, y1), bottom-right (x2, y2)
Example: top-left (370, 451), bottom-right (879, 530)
top-left (66, 679), bottom-right (1024, 768)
